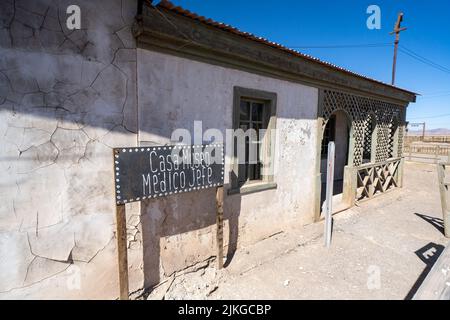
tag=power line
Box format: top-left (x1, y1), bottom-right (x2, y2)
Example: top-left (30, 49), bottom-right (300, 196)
top-left (418, 92), bottom-right (450, 99)
top-left (422, 90), bottom-right (450, 95)
top-left (400, 46), bottom-right (450, 73)
top-left (399, 48), bottom-right (450, 74)
top-left (399, 45), bottom-right (450, 74)
top-left (408, 113), bottom-right (450, 120)
top-left (288, 43), bottom-right (392, 49)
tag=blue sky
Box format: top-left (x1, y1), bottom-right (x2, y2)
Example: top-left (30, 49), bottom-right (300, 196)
top-left (171, 0), bottom-right (450, 129)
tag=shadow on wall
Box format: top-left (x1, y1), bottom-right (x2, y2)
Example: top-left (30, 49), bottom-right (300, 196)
top-left (0, 0), bottom-right (143, 297)
top-left (140, 182), bottom-right (242, 291)
top-left (405, 241), bottom-right (445, 300)
top-left (0, 1), bottom-right (139, 136)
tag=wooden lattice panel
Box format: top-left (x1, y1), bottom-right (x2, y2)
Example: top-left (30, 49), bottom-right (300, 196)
top-left (322, 90), bottom-right (404, 166)
top-left (375, 124), bottom-right (391, 163)
top-left (362, 115), bottom-right (374, 161)
top-left (397, 121), bottom-right (405, 158)
top-left (356, 159), bottom-right (401, 202)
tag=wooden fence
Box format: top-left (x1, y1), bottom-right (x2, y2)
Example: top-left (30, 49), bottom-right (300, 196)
top-left (404, 144), bottom-right (450, 163)
top-left (356, 158), bottom-right (401, 202)
top-left (405, 135), bottom-right (450, 145)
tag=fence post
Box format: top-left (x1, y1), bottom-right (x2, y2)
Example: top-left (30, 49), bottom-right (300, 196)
top-left (342, 166), bottom-right (357, 208)
top-left (437, 163), bottom-right (449, 238)
top-left (398, 158), bottom-right (405, 188)
top-left (435, 146), bottom-right (440, 164)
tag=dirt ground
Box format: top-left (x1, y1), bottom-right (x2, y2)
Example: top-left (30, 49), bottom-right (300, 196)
top-left (147, 161), bottom-right (449, 300)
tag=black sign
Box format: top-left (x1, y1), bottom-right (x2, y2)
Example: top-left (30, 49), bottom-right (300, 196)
top-left (113, 144), bottom-right (224, 204)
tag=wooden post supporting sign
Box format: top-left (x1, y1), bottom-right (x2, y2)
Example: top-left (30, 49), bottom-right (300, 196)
top-left (112, 144), bottom-right (225, 299)
top-left (216, 186), bottom-right (224, 269)
top-left (115, 203), bottom-right (129, 300)
top-left (113, 148), bottom-right (129, 300)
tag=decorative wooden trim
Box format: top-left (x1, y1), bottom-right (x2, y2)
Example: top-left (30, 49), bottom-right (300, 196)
top-left (355, 158), bottom-right (402, 202)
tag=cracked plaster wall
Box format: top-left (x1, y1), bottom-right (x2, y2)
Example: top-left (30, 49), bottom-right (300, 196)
top-left (0, 0), bottom-right (143, 299)
top-left (0, 0), bottom-right (321, 299)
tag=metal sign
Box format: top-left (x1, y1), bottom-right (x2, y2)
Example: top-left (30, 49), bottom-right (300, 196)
top-left (113, 144), bottom-right (224, 204)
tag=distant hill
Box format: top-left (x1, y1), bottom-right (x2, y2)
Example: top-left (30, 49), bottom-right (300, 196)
top-left (407, 128), bottom-right (450, 136)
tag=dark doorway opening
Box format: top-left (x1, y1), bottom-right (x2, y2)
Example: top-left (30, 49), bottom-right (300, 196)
top-left (320, 110), bottom-right (352, 214)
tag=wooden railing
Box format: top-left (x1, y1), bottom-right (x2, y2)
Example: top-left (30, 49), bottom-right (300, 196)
top-left (405, 136), bottom-right (450, 145)
top-left (404, 144), bottom-right (450, 163)
top-left (355, 158), bottom-right (402, 202)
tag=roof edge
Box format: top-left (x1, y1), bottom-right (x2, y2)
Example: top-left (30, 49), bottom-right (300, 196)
top-left (135, 1), bottom-right (417, 104)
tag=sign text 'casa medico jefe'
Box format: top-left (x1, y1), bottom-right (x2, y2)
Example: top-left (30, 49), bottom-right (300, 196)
top-left (113, 144), bottom-right (224, 204)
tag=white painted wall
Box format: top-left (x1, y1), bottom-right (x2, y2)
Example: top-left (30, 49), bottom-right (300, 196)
top-left (137, 49), bottom-right (320, 288)
top-left (0, 0), bottom-right (320, 299)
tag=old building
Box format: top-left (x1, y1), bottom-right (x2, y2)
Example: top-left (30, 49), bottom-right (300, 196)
top-left (0, 0), bottom-right (416, 299)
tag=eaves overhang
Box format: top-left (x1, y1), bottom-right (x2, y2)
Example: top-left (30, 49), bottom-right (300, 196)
top-left (134, 1), bottom-right (418, 106)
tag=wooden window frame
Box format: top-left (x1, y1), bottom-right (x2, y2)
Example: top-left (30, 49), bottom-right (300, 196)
top-left (229, 86), bottom-right (277, 195)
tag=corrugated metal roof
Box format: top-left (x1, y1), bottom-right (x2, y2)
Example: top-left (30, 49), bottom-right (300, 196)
top-left (156, 0), bottom-right (416, 95)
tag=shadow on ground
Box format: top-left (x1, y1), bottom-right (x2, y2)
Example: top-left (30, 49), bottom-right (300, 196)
top-left (415, 213), bottom-right (445, 235)
top-left (404, 213), bottom-right (446, 299)
top-left (405, 241), bottom-right (445, 299)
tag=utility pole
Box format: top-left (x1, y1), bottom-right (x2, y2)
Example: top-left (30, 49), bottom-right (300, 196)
top-left (409, 122), bottom-right (426, 141)
top-left (390, 12), bottom-right (407, 85)
top-left (422, 122), bottom-right (426, 141)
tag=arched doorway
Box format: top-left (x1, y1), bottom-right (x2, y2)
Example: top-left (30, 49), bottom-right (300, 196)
top-left (320, 110), bottom-right (352, 213)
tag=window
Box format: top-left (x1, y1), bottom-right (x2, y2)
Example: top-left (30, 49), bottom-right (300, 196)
top-left (239, 99), bottom-right (264, 181)
top-left (230, 87), bottom-right (277, 194)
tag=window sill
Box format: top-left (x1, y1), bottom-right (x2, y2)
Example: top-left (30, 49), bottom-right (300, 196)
top-left (227, 182), bottom-right (277, 196)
